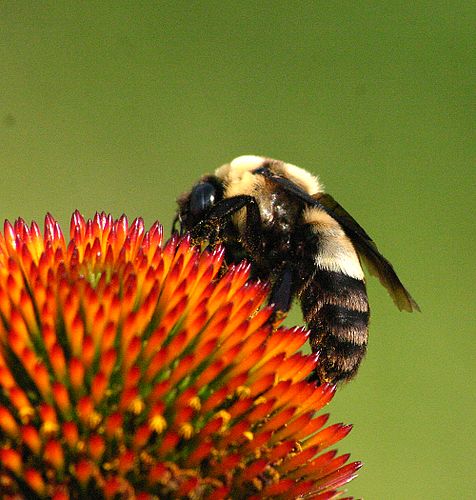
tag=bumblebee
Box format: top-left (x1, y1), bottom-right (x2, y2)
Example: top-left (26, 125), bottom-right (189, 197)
top-left (175, 155), bottom-right (419, 384)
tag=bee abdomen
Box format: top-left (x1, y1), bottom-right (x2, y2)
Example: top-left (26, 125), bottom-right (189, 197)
top-left (298, 269), bottom-right (370, 384)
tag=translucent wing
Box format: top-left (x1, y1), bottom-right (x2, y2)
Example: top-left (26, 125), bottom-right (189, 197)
top-left (258, 168), bottom-right (419, 311)
top-left (314, 193), bottom-right (420, 312)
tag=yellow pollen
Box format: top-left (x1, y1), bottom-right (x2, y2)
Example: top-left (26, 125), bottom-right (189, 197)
top-left (207, 477), bottom-right (227, 489)
top-left (215, 410), bottom-right (231, 430)
top-left (19, 406), bottom-right (34, 422)
top-left (252, 478), bottom-right (263, 491)
top-left (188, 396), bottom-right (201, 410)
top-left (243, 431), bottom-right (254, 441)
top-left (87, 411), bottom-right (102, 428)
top-left (179, 423), bottom-right (194, 439)
top-left (41, 421), bottom-right (59, 435)
top-left (253, 396), bottom-right (267, 405)
top-left (268, 465), bottom-right (280, 482)
top-left (0, 474), bottom-right (12, 487)
top-left (103, 460), bottom-right (115, 471)
top-left (236, 385), bottom-right (251, 398)
top-left (236, 461), bottom-right (246, 473)
top-left (129, 397), bottom-right (145, 414)
top-left (140, 451), bottom-right (154, 465)
top-left (150, 415), bottom-right (167, 433)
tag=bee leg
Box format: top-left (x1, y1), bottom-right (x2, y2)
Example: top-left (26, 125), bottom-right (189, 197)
top-left (241, 197), bottom-right (264, 255)
top-left (204, 195), bottom-right (256, 221)
top-left (306, 370), bottom-right (322, 385)
top-left (172, 213), bottom-right (181, 235)
top-left (270, 265), bottom-right (324, 386)
top-left (189, 195), bottom-right (264, 252)
top-left (269, 266), bottom-right (294, 313)
top-left (268, 267), bottom-right (295, 329)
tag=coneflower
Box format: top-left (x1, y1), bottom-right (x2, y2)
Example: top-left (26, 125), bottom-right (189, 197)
top-left (0, 211), bottom-right (361, 499)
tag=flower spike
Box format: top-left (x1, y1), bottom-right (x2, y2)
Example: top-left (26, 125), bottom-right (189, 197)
top-left (0, 212), bottom-right (361, 498)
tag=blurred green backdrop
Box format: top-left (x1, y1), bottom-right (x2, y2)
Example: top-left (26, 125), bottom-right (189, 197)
top-left (1, 2), bottom-right (474, 498)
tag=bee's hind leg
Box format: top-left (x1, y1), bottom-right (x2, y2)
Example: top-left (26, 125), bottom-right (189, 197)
top-left (268, 266), bottom-right (294, 327)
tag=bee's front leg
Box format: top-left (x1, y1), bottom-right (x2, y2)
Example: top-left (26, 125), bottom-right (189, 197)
top-left (192, 195), bottom-right (264, 254)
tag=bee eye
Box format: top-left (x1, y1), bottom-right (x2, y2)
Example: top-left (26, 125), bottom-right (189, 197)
top-left (252, 166), bottom-right (270, 176)
top-left (189, 182), bottom-right (216, 215)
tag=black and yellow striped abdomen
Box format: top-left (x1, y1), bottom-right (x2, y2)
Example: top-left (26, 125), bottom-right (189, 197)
top-left (298, 269), bottom-right (370, 384)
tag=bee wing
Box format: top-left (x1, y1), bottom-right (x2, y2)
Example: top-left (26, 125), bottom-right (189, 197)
top-left (259, 169), bottom-right (419, 312)
top-left (314, 193), bottom-right (420, 312)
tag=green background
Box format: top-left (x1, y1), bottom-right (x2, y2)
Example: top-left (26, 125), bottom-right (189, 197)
top-left (1, 2), bottom-right (474, 498)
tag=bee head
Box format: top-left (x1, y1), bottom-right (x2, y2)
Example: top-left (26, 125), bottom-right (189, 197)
top-left (175, 175), bottom-right (224, 234)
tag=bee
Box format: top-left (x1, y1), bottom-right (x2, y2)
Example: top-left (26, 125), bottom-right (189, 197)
top-left (174, 155), bottom-right (419, 384)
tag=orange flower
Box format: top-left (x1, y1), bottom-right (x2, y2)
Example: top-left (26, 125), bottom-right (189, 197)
top-left (0, 212), bottom-right (361, 498)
